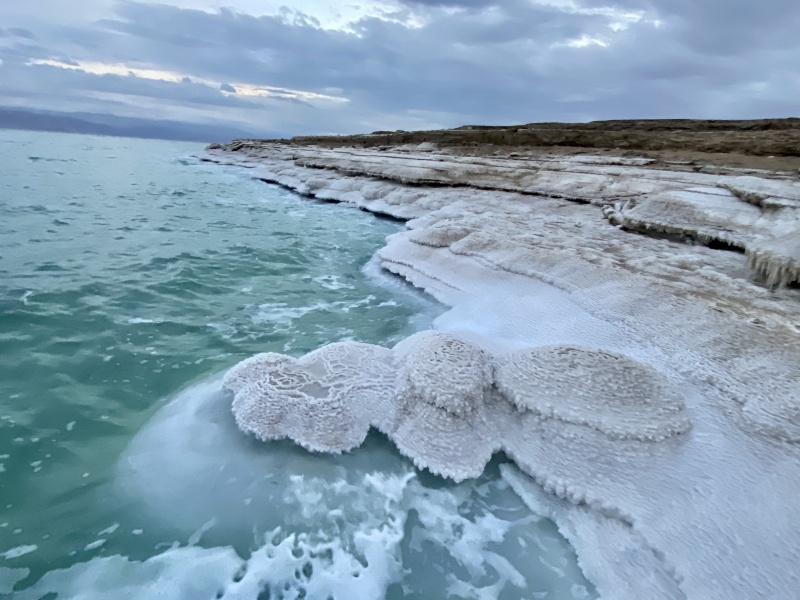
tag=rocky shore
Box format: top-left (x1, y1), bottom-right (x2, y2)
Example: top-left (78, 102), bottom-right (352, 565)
top-left (203, 119), bottom-right (800, 600)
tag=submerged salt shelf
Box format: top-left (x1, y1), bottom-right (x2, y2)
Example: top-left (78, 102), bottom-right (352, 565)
top-left (202, 141), bottom-right (800, 600)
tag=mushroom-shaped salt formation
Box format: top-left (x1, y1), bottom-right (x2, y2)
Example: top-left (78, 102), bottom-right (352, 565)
top-left (494, 345), bottom-right (691, 441)
top-left (224, 335), bottom-right (692, 483)
top-left (388, 332), bottom-right (497, 481)
top-left (394, 331), bottom-right (492, 418)
top-left (225, 342), bottom-right (394, 453)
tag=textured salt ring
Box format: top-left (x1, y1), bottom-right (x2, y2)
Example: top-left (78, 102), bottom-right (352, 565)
top-left (494, 344), bottom-right (691, 442)
top-left (225, 343), bottom-right (394, 453)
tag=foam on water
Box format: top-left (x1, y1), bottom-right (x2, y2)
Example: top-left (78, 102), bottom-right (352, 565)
top-left (61, 376), bottom-right (594, 600)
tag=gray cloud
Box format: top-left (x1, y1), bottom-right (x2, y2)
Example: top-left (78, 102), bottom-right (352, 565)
top-left (0, 0), bottom-right (797, 136)
top-left (7, 27), bottom-right (36, 39)
top-left (397, 0), bottom-right (498, 7)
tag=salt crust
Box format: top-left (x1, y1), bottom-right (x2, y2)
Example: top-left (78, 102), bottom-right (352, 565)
top-left (224, 342), bottom-right (395, 453)
top-left (494, 345), bottom-right (691, 441)
top-left (206, 143), bottom-right (800, 600)
top-left (224, 333), bottom-right (691, 481)
top-left (211, 142), bottom-right (800, 286)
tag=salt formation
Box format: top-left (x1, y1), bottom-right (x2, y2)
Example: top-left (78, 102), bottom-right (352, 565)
top-left (494, 345), bottom-right (691, 441)
top-left (224, 333), bottom-right (691, 482)
top-left (390, 333), bottom-right (497, 478)
top-left (209, 142), bottom-right (800, 287)
top-left (224, 342), bottom-right (395, 452)
top-left (394, 331), bottom-right (492, 418)
top-left (747, 232), bottom-right (800, 288)
top-left (204, 141), bottom-right (800, 600)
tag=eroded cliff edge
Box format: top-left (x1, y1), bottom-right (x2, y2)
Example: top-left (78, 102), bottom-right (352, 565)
top-left (202, 120), bottom-right (800, 600)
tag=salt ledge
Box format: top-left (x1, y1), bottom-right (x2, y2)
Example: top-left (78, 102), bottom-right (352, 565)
top-left (203, 141), bottom-right (800, 600)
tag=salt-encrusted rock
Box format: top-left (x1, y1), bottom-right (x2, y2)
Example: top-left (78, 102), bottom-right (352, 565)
top-left (407, 217), bottom-right (481, 248)
top-left (723, 175), bottom-right (800, 209)
top-left (604, 189), bottom-right (762, 250)
top-left (747, 232), bottom-right (800, 287)
top-left (494, 345), bottom-right (691, 441)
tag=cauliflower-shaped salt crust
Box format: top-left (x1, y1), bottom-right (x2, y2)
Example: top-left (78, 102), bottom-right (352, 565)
top-left (224, 333), bottom-right (693, 482)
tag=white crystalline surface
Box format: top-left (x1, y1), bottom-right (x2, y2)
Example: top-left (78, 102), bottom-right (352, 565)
top-left (226, 334), bottom-right (692, 482)
top-left (394, 331), bottom-right (492, 418)
top-left (747, 231), bottom-right (800, 288)
top-left (206, 142), bottom-right (800, 600)
top-left (494, 345), bottom-right (691, 441)
top-left (225, 342), bottom-right (395, 453)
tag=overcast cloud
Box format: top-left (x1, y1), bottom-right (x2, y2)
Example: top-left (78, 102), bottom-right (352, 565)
top-left (1, 0), bottom-right (797, 136)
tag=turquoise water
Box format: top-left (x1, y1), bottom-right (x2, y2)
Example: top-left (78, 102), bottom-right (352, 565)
top-left (0, 131), bottom-right (594, 599)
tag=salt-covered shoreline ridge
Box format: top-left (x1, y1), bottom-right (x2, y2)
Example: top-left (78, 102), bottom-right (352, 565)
top-left (202, 119), bottom-right (800, 600)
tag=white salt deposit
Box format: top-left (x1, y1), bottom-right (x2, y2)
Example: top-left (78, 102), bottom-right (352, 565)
top-left (494, 345), bottom-right (691, 441)
top-left (204, 142), bottom-right (800, 600)
top-left (224, 333), bottom-right (692, 481)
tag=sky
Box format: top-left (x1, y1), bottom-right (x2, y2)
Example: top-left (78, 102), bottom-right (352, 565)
top-left (1, 0), bottom-right (798, 136)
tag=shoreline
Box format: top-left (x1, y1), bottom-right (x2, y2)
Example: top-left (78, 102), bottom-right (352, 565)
top-left (201, 132), bottom-right (800, 600)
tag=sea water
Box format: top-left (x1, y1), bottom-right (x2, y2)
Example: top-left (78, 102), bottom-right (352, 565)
top-left (0, 130), bottom-right (594, 599)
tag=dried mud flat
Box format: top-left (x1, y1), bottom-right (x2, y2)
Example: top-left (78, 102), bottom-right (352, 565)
top-left (204, 118), bottom-right (800, 600)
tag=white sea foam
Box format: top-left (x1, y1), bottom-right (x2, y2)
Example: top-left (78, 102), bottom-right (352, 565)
top-left (0, 545), bottom-right (38, 560)
top-left (0, 567), bottom-right (29, 593)
top-left (313, 274), bottom-right (354, 290)
top-left (126, 317), bottom-right (164, 324)
top-left (83, 539), bottom-right (105, 551)
top-left (98, 523), bottom-right (120, 536)
top-left (98, 377), bottom-right (594, 599)
top-left (253, 301), bottom-right (324, 325)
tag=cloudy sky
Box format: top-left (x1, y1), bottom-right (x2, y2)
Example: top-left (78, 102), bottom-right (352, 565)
top-left (1, 0), bottom-right (798, 136)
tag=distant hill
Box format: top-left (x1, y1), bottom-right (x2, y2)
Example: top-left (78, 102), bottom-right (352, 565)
top-left (289, 117), bottom-right (800, 157)
top-left (0, 107), bottom-right (275, 143)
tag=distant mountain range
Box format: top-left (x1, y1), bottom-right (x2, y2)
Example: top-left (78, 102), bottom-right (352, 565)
top-left (0, 107), bottom-right (276, 143)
